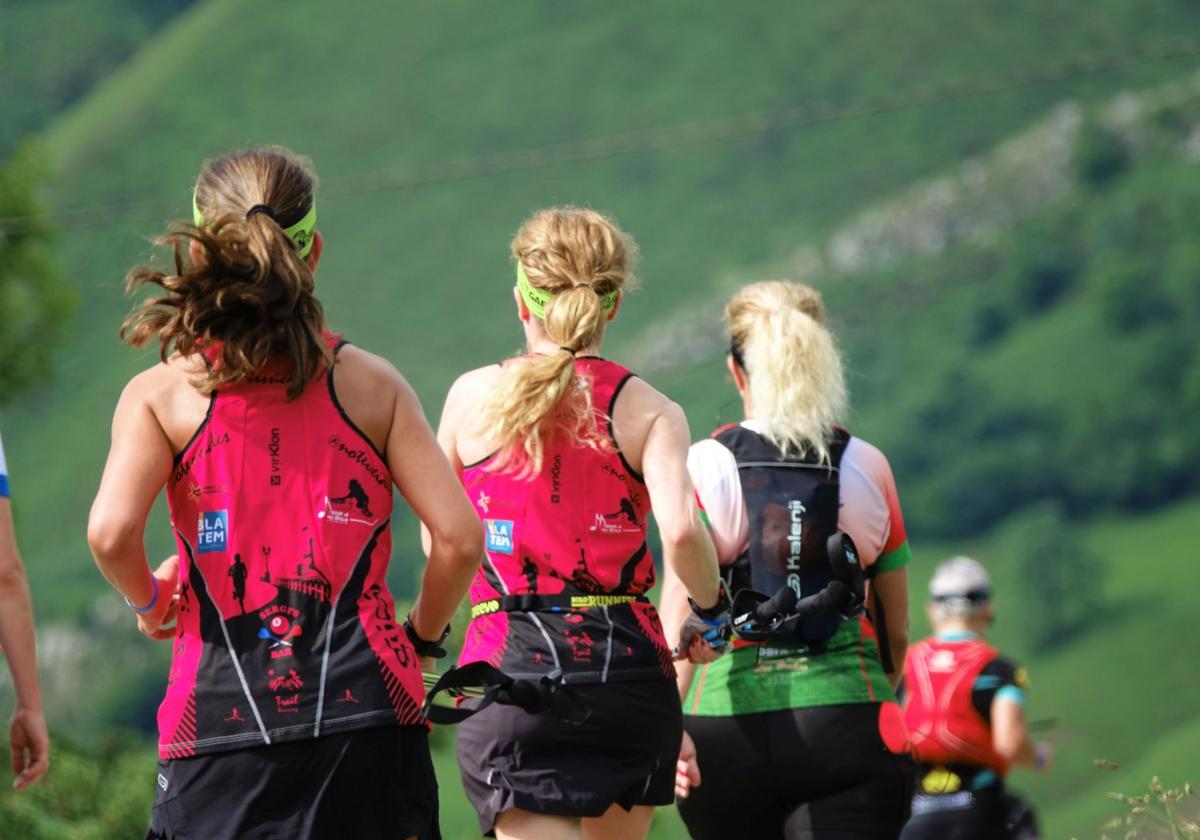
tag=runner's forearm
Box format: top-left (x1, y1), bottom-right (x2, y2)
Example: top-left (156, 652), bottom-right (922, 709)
top-left (658, 565), bottom-right (700, 700)
top-left (411, 536), bottom-right (481, 641)
top-left (0, 563), bottom-right (43, 710)
top-left (87, 516), bottom-right (156, 609)
top-left (661, 516), bottom-right (720, 609)
top-left (0, 505), bottom-right (43, 711)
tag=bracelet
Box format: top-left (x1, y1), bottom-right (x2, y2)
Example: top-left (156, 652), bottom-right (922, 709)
top-left (403, 616), bottom-right (451, 658)
top-left (688, 581), bottom-right (731, 621)
top-left (124, 574), bottom-right (159, 614)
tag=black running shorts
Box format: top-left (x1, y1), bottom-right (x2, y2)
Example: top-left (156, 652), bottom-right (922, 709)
top-left (678, 703), bottom-right (913, 840)
top-left (456, 678), bottom-right (682, 836)
top-left (145, 725), bottom-right (439, 840)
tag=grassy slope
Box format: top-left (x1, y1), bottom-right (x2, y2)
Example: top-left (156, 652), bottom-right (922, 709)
top-left (7, 0), bottom-right (1199, 615)
top-left (0, 0), bottom-right (194, 157)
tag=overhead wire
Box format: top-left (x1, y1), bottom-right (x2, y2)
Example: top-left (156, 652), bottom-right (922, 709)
top-left (1, 35), bottom-right (1199, 236)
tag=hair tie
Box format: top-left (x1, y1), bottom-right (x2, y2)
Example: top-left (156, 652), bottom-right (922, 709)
top-left (245, 204), bottom-right (277, 222)
top-left (559, 346), bottom-right (577, 356)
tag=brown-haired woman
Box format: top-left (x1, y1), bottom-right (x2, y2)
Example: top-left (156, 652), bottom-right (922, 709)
top-left (87, 146), bottom-right (482, 840)
top-left (434, 207), bottom-right (726, 840)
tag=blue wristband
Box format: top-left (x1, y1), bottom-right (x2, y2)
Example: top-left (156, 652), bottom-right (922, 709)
top-left (1034, 743), bottom-right (1049, 769)
top-left (124, 575), bottom-right (159, 614)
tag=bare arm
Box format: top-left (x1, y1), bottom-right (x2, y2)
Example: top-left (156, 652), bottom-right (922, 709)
top-left (87, 376), bottom-right (180, 639)
top-left (658, 562), bottom-right (699, 697)
top-left (992, 697), bottom-right (1051, 770)
top-left (870, 566), bottom-right (909, 689)
top-left (642, 402), bottom-right (720, 609)
top-left (389, 373), bottom-right (482, 642)
top-left (0, 499), bottom-right (49, 790)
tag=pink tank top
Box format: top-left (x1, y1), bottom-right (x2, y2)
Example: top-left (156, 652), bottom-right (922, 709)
top-left (159, 334), bottom-right (426, 760)
top-left (458, 358), bottom-right (673, 684)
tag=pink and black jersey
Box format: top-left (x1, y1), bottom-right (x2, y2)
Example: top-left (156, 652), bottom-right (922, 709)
top-left (158, 334), bottom-right (426, 760)
top-left (458, 358), bottom-right (673, 684)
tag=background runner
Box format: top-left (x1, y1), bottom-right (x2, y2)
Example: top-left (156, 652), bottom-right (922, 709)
top-left (900, 556), bottom-right (1052, 840)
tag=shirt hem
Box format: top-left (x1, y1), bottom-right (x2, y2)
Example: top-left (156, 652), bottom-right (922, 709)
top-left (157, 709), bottom-right (405, 759)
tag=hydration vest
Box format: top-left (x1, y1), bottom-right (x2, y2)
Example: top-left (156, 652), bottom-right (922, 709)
top-left (903, 637), bottom-right (1010, 777)
top-left (715, 424), bottom-right (854, 647)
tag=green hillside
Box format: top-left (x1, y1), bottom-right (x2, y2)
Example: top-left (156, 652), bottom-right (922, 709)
top-left (2, 1), bottom-right (1200, 837)
top-left (0, 0), bottom-right (195, 157)
top-left (8, 0), bottom-right (1200, 615)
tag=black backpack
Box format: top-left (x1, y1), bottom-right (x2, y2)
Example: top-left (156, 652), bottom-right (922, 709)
top-left (715, 424), bottom-right (865, 649)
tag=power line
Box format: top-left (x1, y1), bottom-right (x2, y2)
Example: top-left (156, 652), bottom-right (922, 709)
top-left (2, 36), bottom-right (1199, 236)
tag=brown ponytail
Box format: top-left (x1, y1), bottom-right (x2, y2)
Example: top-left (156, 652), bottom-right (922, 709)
top-left (121, 146), bottom-right (330, 399)
top-left (481, 207), bottom-right (637, 476)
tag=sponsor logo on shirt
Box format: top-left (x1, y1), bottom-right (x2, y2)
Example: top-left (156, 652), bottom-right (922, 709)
top-left (588, 497), bottom-right (641, 534)
top-left (930, 649), bottom-right (958, 672)
top-left (173, 432), bottom-right (231, 484)
top-left (327, 434), bottom-right (389, 489)
top-left (786, 500), bottom-right (806, 595)
top-left (550, 454), bottom-right (563, 503)
top-left (197, 510), bottom-right (228, 554)
top-left (317, 479), bottom-right (378, 526)
top-left (268, 427), bottom-right (282, 486)
top-left (485, 519), bottom-right (515, 554)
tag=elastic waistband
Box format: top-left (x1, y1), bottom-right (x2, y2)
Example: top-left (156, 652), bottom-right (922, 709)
top-left (471, 593), bottom-right (648, 619)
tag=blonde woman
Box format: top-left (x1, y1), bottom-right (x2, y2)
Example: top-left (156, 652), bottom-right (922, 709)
top-left (663, 281), bottom-right (913, 839)
top-left (88, 146), bottom-right (481, 839)
top-left (434, 207), bottom-right (724, 840)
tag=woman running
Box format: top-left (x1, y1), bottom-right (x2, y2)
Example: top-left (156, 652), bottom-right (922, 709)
top-left (665, 280), bottom-right (913, 839)
top-left (87, 146), bottom-right (482, 840)
top-left (899, 557), bottom-right (1051, 840)
top-left (0, 430), bottom-right (50, 791)
top-left (434, 206), bottom-right (725, 840)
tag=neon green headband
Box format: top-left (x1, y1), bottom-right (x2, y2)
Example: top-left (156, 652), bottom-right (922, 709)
top-left (516, 262), bottom-right (620, 320)
top-left (192, 192), bottom-right (318, 259)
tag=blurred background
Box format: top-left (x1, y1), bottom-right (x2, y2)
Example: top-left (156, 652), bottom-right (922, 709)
top-left (1, 1), bottom-right (1198, 836)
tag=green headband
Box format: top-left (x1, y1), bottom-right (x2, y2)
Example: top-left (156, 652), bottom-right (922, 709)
top-left (192, 192), bottom-right (318, 259)
top-left (516, 262), bottom-right (620, 320)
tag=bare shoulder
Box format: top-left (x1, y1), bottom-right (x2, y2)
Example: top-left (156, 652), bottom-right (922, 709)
top-left (125, 355), bottom-right (199, 405)
top-left (116, 356), bottom-right (210, 451)
top-left (610, 374), bottom-right (686, 474)
top-left (333, 343), bottom-right (405, 392)
top-left (613, 374), bottom-right (678, 423)
top-left (449, 364), bottom-right (505, 397)
top-left (443, 364), bottom-right (504, 417)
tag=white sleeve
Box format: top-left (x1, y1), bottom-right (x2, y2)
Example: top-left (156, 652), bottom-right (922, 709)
top-left (687, 439), bottom-right (747, 565)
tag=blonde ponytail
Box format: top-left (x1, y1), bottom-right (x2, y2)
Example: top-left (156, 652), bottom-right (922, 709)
top-left (482, 207), bottom-right (637, 476)
top-left (725, 281), bottom-right (846, 462)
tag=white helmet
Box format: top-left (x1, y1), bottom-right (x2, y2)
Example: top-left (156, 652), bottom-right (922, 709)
top-left (929, 556), bottom-right (991, 617)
